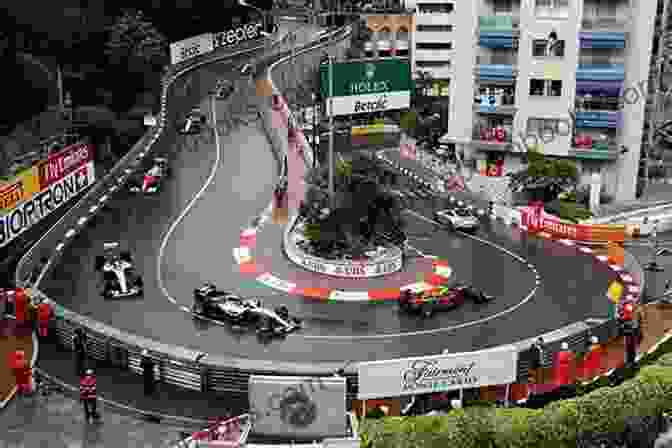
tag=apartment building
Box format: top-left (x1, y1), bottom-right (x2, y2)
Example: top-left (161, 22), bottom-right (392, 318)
top-left (404, 0), bottom-right (657, 201)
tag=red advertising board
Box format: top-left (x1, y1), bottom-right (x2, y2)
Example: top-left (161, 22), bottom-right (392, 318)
top-left (521, 204), bottom-right (626, 243)
top-left (37, 143), bottom-right (93, 191)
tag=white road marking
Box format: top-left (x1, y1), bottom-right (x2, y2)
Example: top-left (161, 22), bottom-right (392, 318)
top-left (157, 96), bottom-right (222, 305)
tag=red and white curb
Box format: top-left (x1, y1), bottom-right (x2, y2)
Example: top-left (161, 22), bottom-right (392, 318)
top-left (233, 227), bottom-right (453, 302)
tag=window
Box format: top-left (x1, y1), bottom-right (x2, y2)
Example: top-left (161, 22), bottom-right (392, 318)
top-left (416, 60), bottom-right (451, 68)
top-left (417, 24), bottom-right (453, 32)
top-left (527, 118), bottom-right (563, 141)
top-left (535, 0), bottom-right (569, 17)
top-left (529, 79), bottom-right (562, 96)
top-left (417, 3), bottom-right (454, 14)
top-left (493, 0), bottom-right (513, 13)
top-left (532, 39), bottom-right (565, 57)
top-left (417, 42), bottom-right (453, 50)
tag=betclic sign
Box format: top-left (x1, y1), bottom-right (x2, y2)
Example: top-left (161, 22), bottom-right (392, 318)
top-left (169, 33), bottom-right (215, 65)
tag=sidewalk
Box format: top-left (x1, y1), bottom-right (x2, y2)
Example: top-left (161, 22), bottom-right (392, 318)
top-left (0, 319), bottom-right (35, 407)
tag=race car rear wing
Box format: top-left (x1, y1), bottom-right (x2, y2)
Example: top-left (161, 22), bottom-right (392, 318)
top-left (103, 242), bottom-right (120, 250)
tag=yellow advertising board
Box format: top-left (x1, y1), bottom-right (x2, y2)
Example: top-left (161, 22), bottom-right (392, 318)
top-left (0, 166), bottom-right (39, 214)
top-left (607, 281), bottom-right (623, 304)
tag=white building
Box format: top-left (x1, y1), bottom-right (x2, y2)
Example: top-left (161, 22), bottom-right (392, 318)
top-left (403, 0), bottom-right (658, 201)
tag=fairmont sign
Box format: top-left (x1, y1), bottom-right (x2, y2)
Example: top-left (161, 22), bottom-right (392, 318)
top-left (320, 60), bottom-right (412, 117)
top-left (357, 345), bottom-right (518, 399)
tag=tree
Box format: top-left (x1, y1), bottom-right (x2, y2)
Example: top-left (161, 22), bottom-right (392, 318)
top-left (509, 148), bottom-right (578, 202)
top-left (104, 9), bottom-right (168, 112)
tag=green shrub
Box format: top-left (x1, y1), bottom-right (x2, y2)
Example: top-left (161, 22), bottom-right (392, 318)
top-left (360, 358), bottom-right (672, 447)
top-left (545, 200), bottom-right (593, 223)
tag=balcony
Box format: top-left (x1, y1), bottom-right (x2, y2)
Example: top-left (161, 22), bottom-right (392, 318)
top-left (581, 14), bottom-right (631, 33)
top-left (574, 110), bottom-right (622, 129)
top-left (471, 127), bottom-right (514, 152)
top-left (473, 89), bottom-right (516, 115)
top-left (569, 135), bottom-right (620, 160)
top-left (475, 64), bottom-right (517, 83)
top-left (575, 80), bottom-right (622, 96)
top-left (478, 15), bottom-right (520, 49)
top-left (579, 31), bottom-right (626, 49)
top-left (576, 64), bottom-right (625, 82)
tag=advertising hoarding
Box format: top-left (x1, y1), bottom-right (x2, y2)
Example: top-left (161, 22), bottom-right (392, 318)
top-left (169, 33), bottom-right (215, 65)
top-left (0, 161), bottom-right (95, 248)
top-left (248, 375), bottom-right (347, 439)
top-left (0, 167), bottom-right (39, 213)
top-left (212, 22), bottom-right (263, 49)
top-left (357, 345), bottom-right (518, 399)
top-left (520, 207), bottom-right (626, 242)
top-left (320, 60), bottom-right (413, 117)
top-left (36, 142), bottom-right (94, 191)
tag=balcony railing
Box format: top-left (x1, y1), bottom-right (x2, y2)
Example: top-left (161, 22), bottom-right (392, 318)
top-left (576, 64), bottom-right (625, 82)
top-left (478, 16), bottom-right (520, 49)
top-left (474, 91), bottom-right (516, 115)
top-left (569, 136), bottom-right (620, 160)
top-left (581, 14), bottom-right (631, 32)
top-left (475, 64), bottom-right (517, 83)
top-left (579, 30), bottom-right (627, 49)
top-left (574, 110), bottom-right (622, 129)
top-left (471, 127), bottom-right (514, 151)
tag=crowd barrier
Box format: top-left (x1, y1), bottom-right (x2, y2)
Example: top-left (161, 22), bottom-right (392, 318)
top-left (13, 19), bottom-right (649, 411)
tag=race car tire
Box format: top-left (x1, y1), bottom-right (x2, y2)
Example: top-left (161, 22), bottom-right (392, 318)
top-left (136, 276), bottom-right (144, 288)
top-left (422, 307), bottom-right (433, 318)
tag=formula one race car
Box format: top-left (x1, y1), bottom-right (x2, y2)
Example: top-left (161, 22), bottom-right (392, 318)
top-left (129, 157), bottom-right (169, 194)
top-left (192, 284), bottom-right (262, 322)
top-left (453, 283), bottom-right (495, 304)
top-left (192, 284), bottom-right (301, 335)
top-left (95, 243), bottom-right (143, 298)
top-left (434, 207), bottom-right (480, 232)
top-left (178, 107), bottom-right (206, 134)
top-left (399, 285), bottom-right (465, 318)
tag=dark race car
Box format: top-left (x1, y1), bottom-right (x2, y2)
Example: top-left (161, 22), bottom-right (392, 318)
top-left (95, 242), bottom-right (143, 298)
top-left (178, 107), bottom-right (206, 134)
top-left (192, 284), bottom-right (301, 335)
top-left (129, 157), bottom-right (169, 194)
top-left (399, 285), bottom-right (465, 318)
top-left (192, 284), bottom-right (261, 322)
top-left (453, 283), bottom-right (495, 304)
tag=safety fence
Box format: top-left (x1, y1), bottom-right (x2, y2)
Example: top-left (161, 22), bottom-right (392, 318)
top-left (10, 19), bottom-right (649, 416)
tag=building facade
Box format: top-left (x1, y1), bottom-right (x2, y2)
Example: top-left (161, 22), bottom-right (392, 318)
top-left (402, 0), bottom-right (657, 201)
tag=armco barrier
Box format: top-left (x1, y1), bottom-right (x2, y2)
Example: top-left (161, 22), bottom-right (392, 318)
top-left (14, 26), bottom-right (358, 408)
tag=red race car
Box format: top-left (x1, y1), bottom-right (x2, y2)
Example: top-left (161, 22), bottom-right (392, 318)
top-left (399, 285), bottom-right (465, 318)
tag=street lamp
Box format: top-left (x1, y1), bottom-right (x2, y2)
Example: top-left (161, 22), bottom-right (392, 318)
top-left (311, 92), bottom-right (318, 167)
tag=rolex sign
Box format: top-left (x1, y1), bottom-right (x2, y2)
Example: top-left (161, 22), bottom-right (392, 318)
top-left (320, 60), bottom-right (412, 117)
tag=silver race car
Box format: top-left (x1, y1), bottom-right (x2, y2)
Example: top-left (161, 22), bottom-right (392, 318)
top-left (95, 242), bottom-right (143, 298)
top-left (434, 208), bottom-right (480, 232)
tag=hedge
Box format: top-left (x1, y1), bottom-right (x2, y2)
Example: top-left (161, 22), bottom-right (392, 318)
top-left (360, 355), bottom-right (672, 448)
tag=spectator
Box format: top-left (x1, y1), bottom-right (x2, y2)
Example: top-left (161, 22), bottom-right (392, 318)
top-left (37, 299), bottom-right (52, 338)
top-left (73, 328), bottom-right (87, 376)
top-left (79, 368), bottom-right (100, 423)
top-left (12, 350), bottom-right (32, 396)
top-left (530, 337), bottom-right (545, 385)
top-left (141, 349), bottom-right (155, 396)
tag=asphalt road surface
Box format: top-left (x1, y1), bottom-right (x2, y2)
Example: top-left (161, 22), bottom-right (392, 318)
top-left (40, 23), bottom-right (619, 365)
